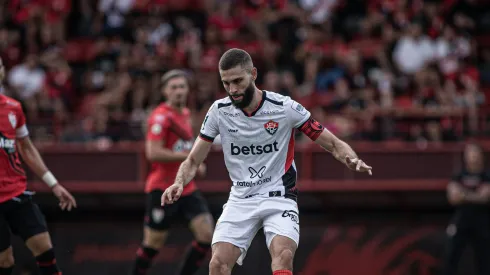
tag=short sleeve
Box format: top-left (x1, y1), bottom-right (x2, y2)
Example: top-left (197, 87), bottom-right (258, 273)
top-left (284, 97), bottom-right (311, 129)
top-left (146, 111), bottom-right (171, 141)
top-left (15, 105), bottom-right (28, 138)
top-left (199, 102), bottom-right (220, 142)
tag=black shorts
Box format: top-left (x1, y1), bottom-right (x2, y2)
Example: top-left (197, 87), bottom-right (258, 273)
top-left (145, 190), bottom-right (210, 231)
top-left (0, 193), bottom-right (48, 252)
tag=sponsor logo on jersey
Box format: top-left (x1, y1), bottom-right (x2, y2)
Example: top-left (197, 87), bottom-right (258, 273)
top-left (0, 137), bottom-right (16, 153)
top-left (264, 120), bottom-right (279, 135)
top-left (282, 210), bottom-right (300, 225)
top-left (228, 129), bottom-right (238, 133)
top-left (260, 110), bottom-right (280, 115)
top-left (223, 111), bottom-right (240, 117)
top-left (462, 176), bottom-right (480, 187)
top-left (291, 102), bottom-right (307, 116)
top-left (231, 141), bottom-right (279, 155)
top-left (151, 123), bottom-right (162, 135)
top-left (248, 166), bottom-right (266, 179)
top-left (8, 112), bottom-right (17, 129)
top-left (235, 176), bottom-right (272, 187)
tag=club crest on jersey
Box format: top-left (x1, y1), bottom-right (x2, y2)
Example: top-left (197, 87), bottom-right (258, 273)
top-left (152, 208), bottom-right (165, 223)
top-left (264, 120), bottom-right (279, 135)
top-left (8, 112), bottom-right (17, 129)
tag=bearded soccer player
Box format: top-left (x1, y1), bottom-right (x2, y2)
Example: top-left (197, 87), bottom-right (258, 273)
top-left (162, 49), bottom-right (373, 275)
top-left (131, 70), bottom-right (214, 275)
top-left (0, 57), bottom-right (77, 275)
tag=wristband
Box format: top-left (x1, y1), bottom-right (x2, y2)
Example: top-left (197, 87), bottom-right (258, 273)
top-left (42, 171), bottom-right (58, 188)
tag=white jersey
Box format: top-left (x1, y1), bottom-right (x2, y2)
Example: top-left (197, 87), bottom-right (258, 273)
top-left (199, 91), bottom-right (311, 201)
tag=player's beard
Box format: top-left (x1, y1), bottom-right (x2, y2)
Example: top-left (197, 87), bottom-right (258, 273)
top-left (229, 81), bottom-right (255, 109)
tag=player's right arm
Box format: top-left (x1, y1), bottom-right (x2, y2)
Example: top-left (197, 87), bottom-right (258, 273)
top-left (13, 106), bottom-right (76, 211)
top-left (162, 103), bottom-right (219, 205)
top-left (146, 111), bottom-right (188, 162)
top-left (285, 97), bottom-right (372, 174)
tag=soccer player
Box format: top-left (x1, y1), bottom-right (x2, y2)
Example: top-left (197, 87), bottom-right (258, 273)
top-left (443, 142), bottom-right (490, 275)
top-left (131, 70), bottom-right (214, 275)
top-left (162, 49), bottom-right (372, 275)
top-left (0, 57), bottom-right (77, 275)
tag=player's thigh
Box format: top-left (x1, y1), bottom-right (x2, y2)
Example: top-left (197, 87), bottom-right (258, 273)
top-left (212, 200), bottom-right (262, 265)
top-left (143, 190), bottom-right (178, 248)
top-left (5, 195), bottom-right (50, 252)
top-left (262, 198), bottom-right (300, 251)
top-left (182, 191), bottom-right (214, 243)
top-left (210, 242), bottom-right (242, 270)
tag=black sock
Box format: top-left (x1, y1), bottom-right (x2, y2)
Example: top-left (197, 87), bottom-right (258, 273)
top-left (0, 266), bottom-right (13, 275)
top-left (36, 249), bottom-right (61, 275)
top-left (175, 241), bottom-right (211, 275)
top-left (131, 246), bottom-right (159, 275)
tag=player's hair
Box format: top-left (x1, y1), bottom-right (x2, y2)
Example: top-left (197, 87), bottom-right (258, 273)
top-left (219, 48), bottom-right (253, 72)
top-left (161, 69), bottom-right (187, 89)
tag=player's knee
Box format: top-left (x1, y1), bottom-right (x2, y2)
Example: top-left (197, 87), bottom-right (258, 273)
top-left (272, 248), bottom-right (294, 270)
top-left (195, 227), bottom-right (214, 244)
top-left (25, 233), bottom-right (53, 256)
top-left (209, 255), bottom-right (231, 274)
top-left (0, 251), bottom-right (14, 268)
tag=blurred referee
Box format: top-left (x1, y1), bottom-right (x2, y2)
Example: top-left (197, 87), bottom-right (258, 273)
top-left (442, 142), bottom-right (490, 275)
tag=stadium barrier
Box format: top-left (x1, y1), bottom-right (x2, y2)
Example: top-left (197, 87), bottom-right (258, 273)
top-left (11, 141), bottom-right (481, 275)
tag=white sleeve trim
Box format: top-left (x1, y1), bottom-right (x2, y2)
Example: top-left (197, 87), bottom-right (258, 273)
top-left (16, 124), bottom-right (29, 138)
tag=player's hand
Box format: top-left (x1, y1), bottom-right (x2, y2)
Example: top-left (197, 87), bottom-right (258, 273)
top-left (52, 184), bottom-right (77, 211)
top-left (448, 188), bottom-right (466, 204)
top-left (197, 163), bottom-right (207, 177)
top-left (161, 184), bottom-right (183, 206)
top-left (345, 156), bottom-right (372, 175)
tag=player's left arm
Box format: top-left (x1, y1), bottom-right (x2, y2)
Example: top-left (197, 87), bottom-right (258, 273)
top-left (461, 174), bottom-right (490, 204)
top-left (286, 98), bottom-right (372, 174)
top-left (14, 108), bottom-right (76, 210)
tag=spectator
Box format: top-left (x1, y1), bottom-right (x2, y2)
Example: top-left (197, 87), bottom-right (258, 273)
top-left (393, 22), bottom-right (435, 75)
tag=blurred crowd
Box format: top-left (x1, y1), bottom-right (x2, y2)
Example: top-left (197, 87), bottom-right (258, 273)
top-left (1, 0), bottom-right (490, 145)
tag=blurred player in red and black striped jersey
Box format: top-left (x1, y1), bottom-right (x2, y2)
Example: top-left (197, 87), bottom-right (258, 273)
top-left (131, 70), bottom-right (214, 275)
top-left (0, 57), bottom-right (76, 275)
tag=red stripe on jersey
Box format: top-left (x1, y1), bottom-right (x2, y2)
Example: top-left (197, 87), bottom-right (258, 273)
top-left (285, 131), bottom-right (295, 172)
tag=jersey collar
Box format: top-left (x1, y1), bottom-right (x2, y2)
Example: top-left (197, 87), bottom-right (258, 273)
top-left (241, 90), bottom-right (266, 117)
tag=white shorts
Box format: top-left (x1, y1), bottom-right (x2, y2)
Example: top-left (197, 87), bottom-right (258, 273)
top-left (211, 196), bottom-right (300, 265)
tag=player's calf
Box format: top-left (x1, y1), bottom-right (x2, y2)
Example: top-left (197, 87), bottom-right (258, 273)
top-left (176, 213), bottom-right (214, 275)
top-left (0, 247), bottom-right (14, 275)
top-left (25, 232), bottom-right (61, 275)
top-left (130, 227), bottom-right (167, 275)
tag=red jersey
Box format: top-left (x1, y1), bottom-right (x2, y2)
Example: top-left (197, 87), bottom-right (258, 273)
top-left (145, 103), bottom-right (197, 195)
top-left (0, 94), bottom-right (28, 203)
